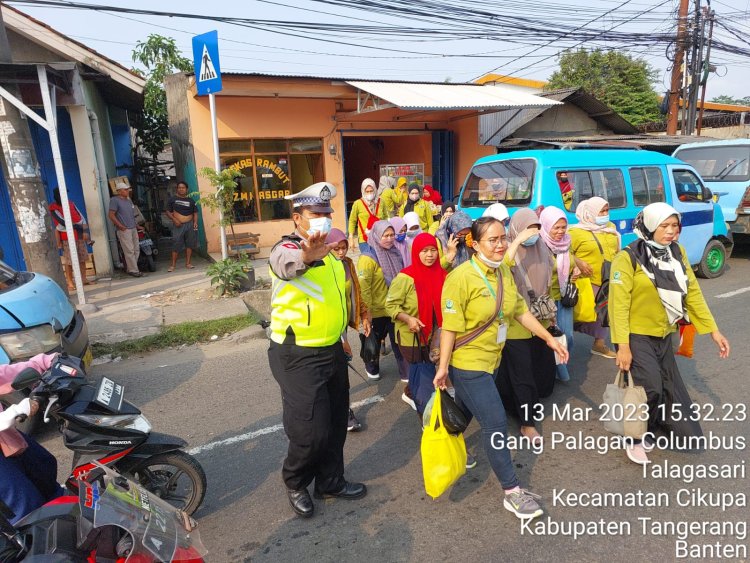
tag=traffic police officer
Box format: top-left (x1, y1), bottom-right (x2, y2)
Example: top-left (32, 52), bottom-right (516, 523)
top-left (268, 181), bottom-right (367, 518)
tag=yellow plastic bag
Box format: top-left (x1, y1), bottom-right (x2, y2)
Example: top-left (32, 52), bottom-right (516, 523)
top-left (573, 277), bottom-right (596, 323)
top-left (421, 389), bottom-right (467, 499)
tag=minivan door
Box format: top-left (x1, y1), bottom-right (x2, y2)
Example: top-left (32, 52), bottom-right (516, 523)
top-left (668, 166), bottom-right (713, 265)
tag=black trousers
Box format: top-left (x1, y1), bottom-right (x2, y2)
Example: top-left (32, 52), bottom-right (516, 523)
top-left (629, 334), bottom-right (702, 439)
top-left (495, 336), bottom-right (556, 427)
top-left (268, 340), bottom-right (350, 492)
top-left (366, 316), bottom-right (406, 378)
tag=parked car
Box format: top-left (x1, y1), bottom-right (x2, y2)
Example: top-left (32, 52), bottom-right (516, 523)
top-left (457, 148), bottom-right (733, 278)
top-left (673, 139), bottom-right (750, 240)
top-left (0, 259), bottom-right (90, 432)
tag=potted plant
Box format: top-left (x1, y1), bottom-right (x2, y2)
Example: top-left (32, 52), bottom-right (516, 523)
top-left (205, 252), bottom-right (253, 296)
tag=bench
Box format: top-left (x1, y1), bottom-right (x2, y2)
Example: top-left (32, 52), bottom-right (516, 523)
top-left (226, 232), bottom-right (261, 257)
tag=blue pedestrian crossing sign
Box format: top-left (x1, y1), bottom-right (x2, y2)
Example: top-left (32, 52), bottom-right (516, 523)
top-left (192, 31), bottom-right (222, 95)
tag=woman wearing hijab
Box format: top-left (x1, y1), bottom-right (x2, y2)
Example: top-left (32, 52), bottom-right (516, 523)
top-left (403, 211), bottom-right (422, 247)
top-left (435, 210), bottom-right (473, 270)
top-left (482, 202), bottom-right (510, 226)
top-left (399, 183), bottom-right (434, 232)
top-left (379, 177), bottom-right (407, 220)
top-left (348, 178), bottom-right (380, 252)
top-left (386, 233), bottom-right (446, 415)
top-left (570, 196), bottom-right (620, 358)
top-left (326, 228), bottom-right (372, 432)
top-left (357, 220), bottom-right (409, 382)
top-left (428, 201), bottom-right (455, 235)
top-left (496, 208), bottom-right (558, 444)
top-left (422, 185), bottom-right (442, 221)
top-left (540, 206), bottom-right (579, 382)
top-left (434, 216), bottom-right (568, 519)
top-left (610, 202), bottom-right (730, 465)
top-left (389, 216), bottom-right (411, 267)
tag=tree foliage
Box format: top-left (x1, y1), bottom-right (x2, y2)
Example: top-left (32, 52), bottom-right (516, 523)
top-left (195, 167), bottom-right (244, 237)
top-left (710, 95), bottom-right (750, 106)
top-left (132, 35), bottom-right (192, 158)
top-left (546, 48), bottom-right (661, 126)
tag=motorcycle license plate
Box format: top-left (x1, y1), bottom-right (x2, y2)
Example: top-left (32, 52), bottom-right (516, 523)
top-left (94, 376), bottom-right (124, 411)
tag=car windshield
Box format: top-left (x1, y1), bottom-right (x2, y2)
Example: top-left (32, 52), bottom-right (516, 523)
top-left (461, 159), bottom-right (535, 207)
top-left (676, 146), bottom-right (750, 182)
top-left (0, 261), bottom-right (21, 292)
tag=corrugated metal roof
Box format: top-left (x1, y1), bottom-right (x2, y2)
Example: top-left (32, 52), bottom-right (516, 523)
top-left (346, 80), bottom-right (559, 111)
top-left (495, 134), bottom-right (716, 151)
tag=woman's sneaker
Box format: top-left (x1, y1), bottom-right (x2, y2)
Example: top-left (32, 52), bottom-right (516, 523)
top-left (504, 489), bottom-right (544, 519)
top-left (465, 453), bottom-right (477, 469)
top-left (626, 443), bottom-right (650, 465)
top-left (366, 371), bottom-right (380, 381)
top-left (347, 409), bottom-right (362, 432)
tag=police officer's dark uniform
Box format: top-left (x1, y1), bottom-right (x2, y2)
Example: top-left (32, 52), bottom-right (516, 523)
top-left (267, 182), bottom-right (367, 518)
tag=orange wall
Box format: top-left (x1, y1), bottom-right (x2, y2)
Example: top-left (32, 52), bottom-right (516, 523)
top-left (449, 115), bottom-right (495, 198)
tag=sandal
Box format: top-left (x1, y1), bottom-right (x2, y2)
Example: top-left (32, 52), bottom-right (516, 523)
top-left (185, 264), bottom-right (195, 269)
top-left (167, 266), bottom-right (175, 272)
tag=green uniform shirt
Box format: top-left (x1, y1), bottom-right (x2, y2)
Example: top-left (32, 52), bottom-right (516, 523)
top-left (378, 187), bottom-right (405, 220)
top-left (570, 227), bottom-right (619, 286)
top-left (398, 199), bottom-right (435, 231)
top-left (357, 254), bottom-right (388, 319)
top-left (348, 199), bottom-right (379, 243)
top-left (385, 273), bottom-right (421, 349)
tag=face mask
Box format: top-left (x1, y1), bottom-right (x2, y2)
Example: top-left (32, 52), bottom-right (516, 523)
top-left (395, 233), bottom-right (406, 243)
top-left (407, 230), bottom-right (420, 238)
top-left (521, 234), bottom-right (539, 247)
top-left (307, 217), bottom-right (332, 236)
top-left (364, 193), bottom-right (375, 202)
top-left (595, 214), bottom-right (610, 226)
top-left (477, 251), bottom-right (503, 269)
top-left (409, 194), bottom-right (420, 202)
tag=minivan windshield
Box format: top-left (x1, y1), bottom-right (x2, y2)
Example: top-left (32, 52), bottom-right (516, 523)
top-left (0, 261), bottom-right (26, 292)
top-left (675, 146), bottom-right (750, 182)
top-left (461, 159), bottom-right (535, 207)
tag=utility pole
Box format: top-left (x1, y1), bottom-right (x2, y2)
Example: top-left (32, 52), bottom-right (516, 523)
top-left (686, 0), bottom-right (703, 135)
top-left (0, 7), bottom-right (65, 287)
top-left (696, 9), bottom-right (715, 136)
top-left (667, 0), bottom-right (691, 135)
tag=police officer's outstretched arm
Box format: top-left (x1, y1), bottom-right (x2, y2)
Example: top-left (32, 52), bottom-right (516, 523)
top-left (301, 231), bottom-right (334, 264)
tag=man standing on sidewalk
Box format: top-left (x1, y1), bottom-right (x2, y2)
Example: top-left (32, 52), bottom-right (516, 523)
top-left (165, 180), bottom-right (198, 272)
top-left (108, 182), bottom-right (141, 277)
top-left (267, 181), bottom-right (366, 519)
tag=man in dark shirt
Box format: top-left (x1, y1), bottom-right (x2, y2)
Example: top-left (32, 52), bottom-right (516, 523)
top-left (166, 181), bottom-right (198, 271)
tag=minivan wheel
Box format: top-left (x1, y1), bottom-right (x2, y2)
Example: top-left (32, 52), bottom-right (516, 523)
top-left (696, 239), bottom-right (727, 279)
top-left (0, 390), bottom-right (40, 435)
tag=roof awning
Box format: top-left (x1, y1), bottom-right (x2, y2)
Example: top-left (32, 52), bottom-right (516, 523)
top-left (345, 80), bottom-right (561, 114)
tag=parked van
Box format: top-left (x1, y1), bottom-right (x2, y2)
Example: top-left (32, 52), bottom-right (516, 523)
top-left (0, 259), bottom-right (90, 431)
top-left (457, 149), bottom-right (732, 278)
top-left (673, 139), bottom-right (750, 238)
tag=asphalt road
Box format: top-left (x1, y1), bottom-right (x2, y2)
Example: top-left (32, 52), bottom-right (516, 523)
top-left (40, 251), bottom-right (750, 563)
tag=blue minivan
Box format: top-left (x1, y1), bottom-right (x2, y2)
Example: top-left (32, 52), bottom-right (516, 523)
top-left (457, 149), bottom-right (733, 278)
top-left (0, 259), bottom-right (90, 431)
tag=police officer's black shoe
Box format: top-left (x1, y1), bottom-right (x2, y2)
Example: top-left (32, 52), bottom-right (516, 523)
top-left (287, 488), bottom-right (314, 518)
top-left (313, 481), bottom-right (367, 500)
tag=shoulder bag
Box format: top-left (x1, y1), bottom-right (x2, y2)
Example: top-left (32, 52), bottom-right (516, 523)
top-left (591, 232), bottom-right (612, 327)
top-left (559, 268), bottom-right (579, 308)
top-left (513, 258), bottom-right (558, 322)
top-left (602, 370), bottom-right (648, 439)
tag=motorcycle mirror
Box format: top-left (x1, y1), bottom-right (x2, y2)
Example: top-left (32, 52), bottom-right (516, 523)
top-left (12, 368), bottom-right (41, 390)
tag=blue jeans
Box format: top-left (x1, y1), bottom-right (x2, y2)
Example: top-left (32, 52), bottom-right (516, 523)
top-left (449, 366), bottom-right (519, 490)
top-left (555, 300), bottom-right (574, 381)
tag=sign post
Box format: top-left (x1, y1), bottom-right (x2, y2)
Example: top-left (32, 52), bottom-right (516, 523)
top-left (192, 31), bottom-right (227, 259)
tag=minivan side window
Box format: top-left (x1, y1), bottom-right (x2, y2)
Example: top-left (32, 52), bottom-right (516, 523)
top-left (629, 167), bottom-right (666, 206)
top-left (461, 159), bottom-right (535, 206)
top-left (564, 169), bottom-right (626, 211)
top-left (673, 169), bottom-right (708, 202)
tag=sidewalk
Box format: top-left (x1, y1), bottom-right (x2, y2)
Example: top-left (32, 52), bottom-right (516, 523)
top-left (78, 255), bottom-right (272, 344)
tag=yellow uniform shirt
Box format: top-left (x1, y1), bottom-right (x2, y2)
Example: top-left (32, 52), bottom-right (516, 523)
top-left (398, 199), bottom-right (435, 231)
top-left (570, 227), bottom-right (619, 286)
top-left (608, 244), bottom-right (718, 344)
top-left (441, 258), bottom-right (528, 372)
top-left (357, 254), bottom-right (388, 319)
top-left (348, 199), bottom-right (379, 244)
top-left (378, 187), bottom-right (405, 220)
top-left (428, 221), bottom-right (440, 235)
top-left (385, 273), bottom-right (421, 348)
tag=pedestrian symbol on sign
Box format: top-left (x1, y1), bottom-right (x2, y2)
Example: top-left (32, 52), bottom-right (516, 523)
top-left (199, 45), bottom-right (217, 82)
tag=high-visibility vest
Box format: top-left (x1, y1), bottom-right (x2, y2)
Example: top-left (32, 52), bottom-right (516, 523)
top-left (270, 249), bottom-right (348, 347)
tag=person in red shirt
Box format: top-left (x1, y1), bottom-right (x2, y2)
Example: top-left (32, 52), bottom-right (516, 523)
top-left (49, 188), bottom-right (91, 290)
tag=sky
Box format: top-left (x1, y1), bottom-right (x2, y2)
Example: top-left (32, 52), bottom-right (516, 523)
top-left (6, 0), bottom-right (750, 100)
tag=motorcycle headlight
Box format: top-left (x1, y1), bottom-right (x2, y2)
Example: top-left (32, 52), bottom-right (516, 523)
top-left (0, 325), bottom-right (60, 361)
top-left (77, 413), bottom-right (152, 433)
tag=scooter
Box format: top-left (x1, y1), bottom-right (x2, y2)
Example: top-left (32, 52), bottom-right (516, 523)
top-left (11, 354), bottom-right (206, 515)
top-left (137, 227), bottom-right (157, 273)
top-left (0, 463), bottom-right (207, 562)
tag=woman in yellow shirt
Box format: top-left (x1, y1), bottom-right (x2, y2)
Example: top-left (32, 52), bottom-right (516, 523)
top-left (385, 233), bottom-right (446, 414)
top-left (357, 220), bottom-right (408, 382)
top-left (433, 216), bottom-right (568, 520)
top-left (399, 183), bottom-right (434, 232)
top-left (609, 202), bottom-right (730, 465)
top-left (378, 176), bottom-right (407, 219)
top-left (428, 202), bottom-right (455, 235)
top-left (570, 196), bottom-right (620, 358)
top-left (347, 178), bottom-right (380, 252)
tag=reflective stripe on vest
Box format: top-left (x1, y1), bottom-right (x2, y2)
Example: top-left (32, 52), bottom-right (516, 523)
top-left (270, 253), bottom-right (347, 347)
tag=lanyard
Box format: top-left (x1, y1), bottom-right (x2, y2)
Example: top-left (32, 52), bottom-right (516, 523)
top-left (470, 257), bottom-right (504, 320)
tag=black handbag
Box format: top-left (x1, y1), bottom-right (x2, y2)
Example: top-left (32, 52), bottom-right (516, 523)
top-left (440, 389), bottom-right (468, 435)
top-left (560, 270), bottom-right (579, 308)
top-left (591, 233), bottom-right (612, 327)
top-left (359, 331), bottom-right (380, 364)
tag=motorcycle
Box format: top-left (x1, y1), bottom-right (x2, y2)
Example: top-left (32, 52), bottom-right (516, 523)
top-left (11, 355), bottom-right (206, 515)
top-left (0, 463), bottom-right (207, 562)
top-left (137, 227), bottom-right (157, 273)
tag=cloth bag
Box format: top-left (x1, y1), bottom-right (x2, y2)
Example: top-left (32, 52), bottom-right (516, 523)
top-left (421, 389), bottom-right (467, 498)
top-left (602, 370), bottom-right (648, 439)
top-left (573, 278), bottom-right (596, 323)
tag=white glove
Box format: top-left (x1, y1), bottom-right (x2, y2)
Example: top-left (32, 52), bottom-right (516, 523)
top-left (0, 398), bottom-right (31, 431)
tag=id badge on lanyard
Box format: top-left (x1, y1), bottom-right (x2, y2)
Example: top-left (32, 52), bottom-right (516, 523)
top-left (497, 322), bottom-right (508, 344)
